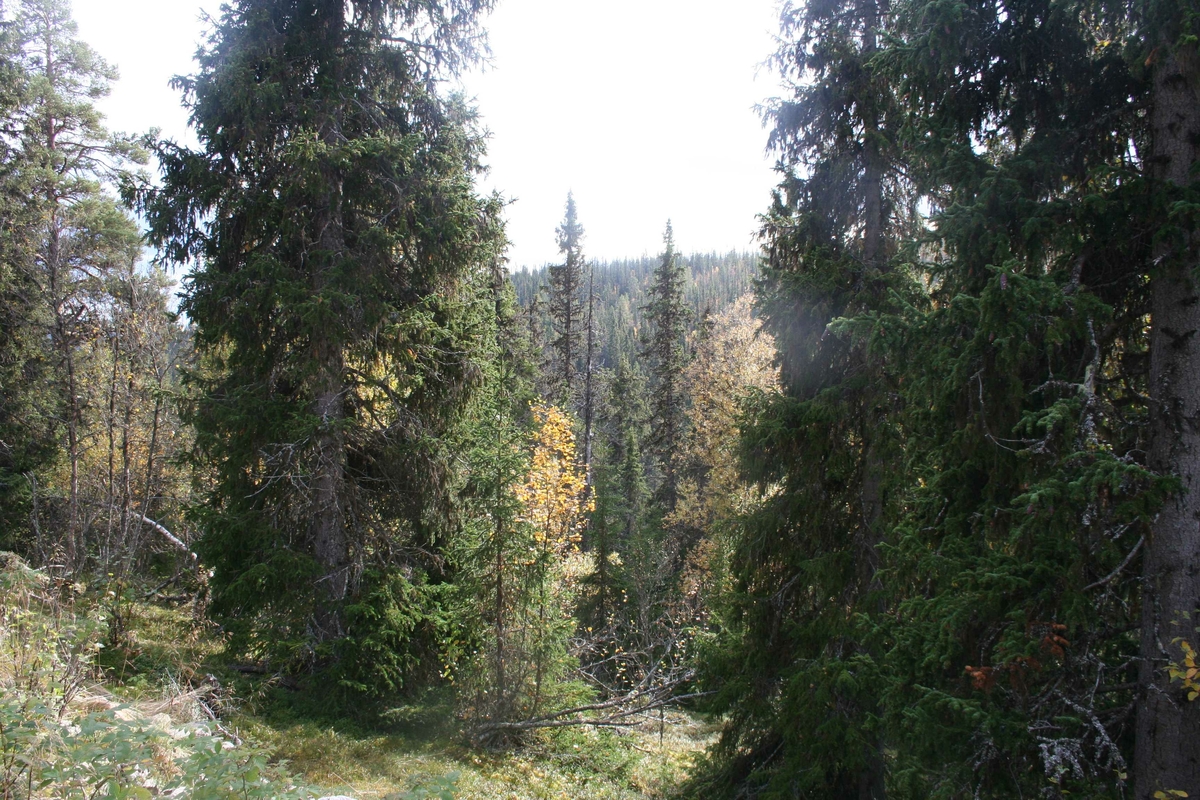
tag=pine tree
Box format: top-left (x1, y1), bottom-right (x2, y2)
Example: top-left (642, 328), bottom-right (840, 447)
top-left (140, 0), bottom-right (503, 671)
top-left (546, 193), bottom-right (586, 407)
top-left (0, 0), bottom-right (145, 566)
top-left (0, 3), bottom-right (46, 550)
top-left (641, 221), bottom-right (690, 515)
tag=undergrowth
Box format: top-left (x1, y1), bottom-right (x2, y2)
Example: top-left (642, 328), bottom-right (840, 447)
top-left (2, 554), bottom-right (714, 800)
top-left (0, 552), bottom-right (312, 799)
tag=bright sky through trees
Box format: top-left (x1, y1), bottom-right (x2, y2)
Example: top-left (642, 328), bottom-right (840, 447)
top-left (74, 0), bottom-right (780, 268)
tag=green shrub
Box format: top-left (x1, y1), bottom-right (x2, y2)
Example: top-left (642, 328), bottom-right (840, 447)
top-left (0, 552), bottom-right (313, 799)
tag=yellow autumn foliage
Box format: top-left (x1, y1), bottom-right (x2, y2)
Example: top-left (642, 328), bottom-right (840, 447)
top-left (669, 295), bottom-right (778, 535)
top-left (515, 404), bottom-right (593, 556)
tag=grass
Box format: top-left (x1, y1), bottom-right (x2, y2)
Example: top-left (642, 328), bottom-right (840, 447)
top-left (98, 594), bottom-right (718, 800)
top-left (240, 704), bottom-right (717, 800)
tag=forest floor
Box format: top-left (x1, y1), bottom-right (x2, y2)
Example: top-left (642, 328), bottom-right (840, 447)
top-left (98, 598), bottom-right (718, 800)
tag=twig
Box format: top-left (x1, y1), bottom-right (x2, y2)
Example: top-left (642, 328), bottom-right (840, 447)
top-left (1084, 535), bottom-right (1144, 592)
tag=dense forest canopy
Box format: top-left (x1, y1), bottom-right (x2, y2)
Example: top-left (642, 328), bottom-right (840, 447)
top-left (1, 0), bottom-right (1199, 798)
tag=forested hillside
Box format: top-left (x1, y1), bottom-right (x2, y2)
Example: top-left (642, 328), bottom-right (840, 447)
top-left (2, 0), bottom-right (1199, 797)
top-left (511, 249), bottom-right (756, 373)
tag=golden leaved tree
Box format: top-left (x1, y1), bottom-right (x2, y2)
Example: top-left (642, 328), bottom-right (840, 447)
top-left (669, 295), bottom-right (778, 619)
top-left (516, 404), bottom-right (593, 556)
top-left (514, 403), bottom-right (593, 715)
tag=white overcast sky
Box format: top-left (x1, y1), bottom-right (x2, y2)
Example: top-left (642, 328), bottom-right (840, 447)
top-left (73, 0), bottom-right (783, 270)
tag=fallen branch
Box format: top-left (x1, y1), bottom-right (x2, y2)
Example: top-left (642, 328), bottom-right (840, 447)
top-left (135, 513), bottom-right (196, 560)
top-left (82, 501), bottom-right (198, 561)
top-left (469, 687), bottom-right (714, 745)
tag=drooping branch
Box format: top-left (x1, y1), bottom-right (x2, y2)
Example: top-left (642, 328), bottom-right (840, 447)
top-left (84, 501), bottom-right (196, 560)
top-left (136, 513), bottom-right (196, 560)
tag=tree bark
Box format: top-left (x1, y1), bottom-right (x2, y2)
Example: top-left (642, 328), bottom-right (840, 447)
top-left (309, 0), bottom-right (350, 640)
top-left (1136, 37), bottom-right (1200, 799)
top-left (856, 2), bottom-right (888, 797)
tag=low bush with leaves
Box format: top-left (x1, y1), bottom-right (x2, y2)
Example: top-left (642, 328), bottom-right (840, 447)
top-left (0, 552), bottom-right (311, 799)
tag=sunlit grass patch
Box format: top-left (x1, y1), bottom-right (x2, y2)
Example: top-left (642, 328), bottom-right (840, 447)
top-left (244, 705), bottom-right (717, 799)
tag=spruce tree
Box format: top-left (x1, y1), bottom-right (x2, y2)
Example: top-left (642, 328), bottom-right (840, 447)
top-left (641, 221), bottom-right (690, 515)
top-left (694, 0), bottom-right (906, 789)
top-left (0, 4), bottom-right (45, 550)
top-left (871, 0), bottom-right (1171, 793)
top-left (1135, 0), bottom-right (1200, 790)
top-left (605, 356), bottom-right (650, 547)
top-left (455, 256), bottom-right (541, 728)
top-left (546, 193), bottom-right (586, 408)
top-left (141, 0), bottom-right (503, 672)
top-left (694, 0), bottom-right (1191, 795)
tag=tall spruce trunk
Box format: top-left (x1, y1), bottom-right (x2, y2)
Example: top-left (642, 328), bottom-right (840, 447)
top-left (310, 1), bottom-right (349, 639)
top-left (1136, 40), bottom-right (1200, 798)
top-left (856, 3), bottom-right (887, 796)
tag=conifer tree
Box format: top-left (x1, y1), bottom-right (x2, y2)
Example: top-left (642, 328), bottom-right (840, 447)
top-left (693, 0), bottom-right (907, 786)
top-left (871, 0), bottom-right (1172, 792)
top-left (0, 5), bottom-right (45, 549)
top-left (546, 193), bottom-right (586, 407)
top-left (456, 258), bottom-right (540, 728)
top-left (0, 0), bottom-right (145, 566)
top-left (695, 0), bottom-right (1179, 795)
top-left (140, 0), bottom-right (503, 671)
top-left (607, 357), bottom-right (649, 547)
top-left (641, 221), bottom-right (690, 514)
top-left (1136, 0), bottom-right (1200, 790)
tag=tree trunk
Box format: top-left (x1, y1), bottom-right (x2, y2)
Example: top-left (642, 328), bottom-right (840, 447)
top-left (856, 3), bottom-right (888, 796)
top-left (494, 500), bottom-right (506, 711)
top-left (310, 0), bottom-right (349, 640)
top-left (105, 315), bottom-right (120, 566)
top-left (310, 196), bottom-right (348, 637)
top-left (1136, 38), bottom-right (1200, 799)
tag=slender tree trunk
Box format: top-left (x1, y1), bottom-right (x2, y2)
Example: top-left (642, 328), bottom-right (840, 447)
top-left (141, 384), bottom-right (163, 545)
top-left (1136, 38), bottom-right (1200, 799)
top-left (494, 495), bottom-right (506, 712)
top-left (119, 369), bottom-right (135, 571)
top-left (62, 301), bottom-right (81, 566)
top-left (106, 317), bottom-right (120, 567)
